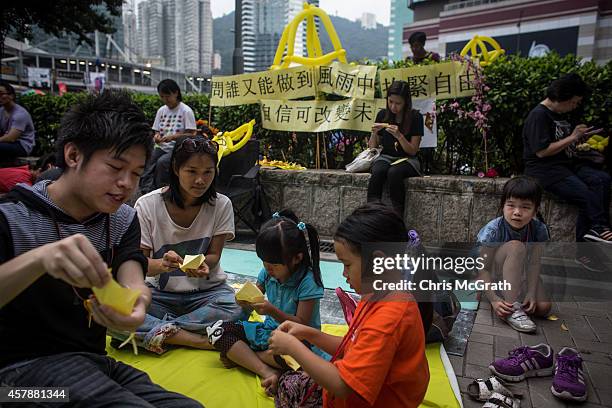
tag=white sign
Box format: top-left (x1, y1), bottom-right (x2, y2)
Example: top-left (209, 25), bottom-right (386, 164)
top-left (27, 67), bottom-right (51, 88)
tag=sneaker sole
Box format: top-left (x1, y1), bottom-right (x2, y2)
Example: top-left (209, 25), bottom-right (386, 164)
top-left (583, 233), bottom-right (612, 244)
top-left (550, 386), bottom-right (587, 402)
top-left (489, 365), bottom-right (553, 382)
top-left (503, 318), bottom-right (537, 333)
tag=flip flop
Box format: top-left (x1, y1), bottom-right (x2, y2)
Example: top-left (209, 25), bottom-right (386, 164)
top-left (483, 392), bottom-right (521, 408)
top-left (467, 376), bottom-right (519, 401)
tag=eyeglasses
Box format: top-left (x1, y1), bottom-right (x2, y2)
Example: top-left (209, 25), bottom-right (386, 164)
top-left (177, 136), bottom-right (219, 154)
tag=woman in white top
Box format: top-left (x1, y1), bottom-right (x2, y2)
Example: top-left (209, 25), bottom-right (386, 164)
top-left (112, 135), bottom-right (243, 354)
top-left (140, 79), bottom-right (197, 193)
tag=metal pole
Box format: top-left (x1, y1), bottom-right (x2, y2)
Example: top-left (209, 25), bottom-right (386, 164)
top-left (232, 0), bottom-right (244, 74)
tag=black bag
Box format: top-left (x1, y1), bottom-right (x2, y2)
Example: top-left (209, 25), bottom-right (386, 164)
top-left (426, 289), bottom-right (461, 343)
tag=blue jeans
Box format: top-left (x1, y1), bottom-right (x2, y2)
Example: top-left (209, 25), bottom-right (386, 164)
top-left (0, 352), bottom-right (203, 407)
top-left (546, 166), bottom-right (611, 241)
top-left (111, 284), bottom-right (244, 354)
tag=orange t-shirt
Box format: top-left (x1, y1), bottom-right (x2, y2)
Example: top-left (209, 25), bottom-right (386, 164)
top-left (324, 293), bottom-right (429, 408)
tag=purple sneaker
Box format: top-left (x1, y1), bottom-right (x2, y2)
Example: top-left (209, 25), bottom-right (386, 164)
top-left (551, 347), bottom-right (587, 402)
top-left (489, 344), bottom-right (554, 382)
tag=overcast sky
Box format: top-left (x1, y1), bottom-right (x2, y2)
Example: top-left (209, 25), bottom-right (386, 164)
top-left (211, 0), bottom-right (391, 26)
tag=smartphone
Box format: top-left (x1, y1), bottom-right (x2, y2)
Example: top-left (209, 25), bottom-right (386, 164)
top-left (584, 127), bottom-right (604, 136)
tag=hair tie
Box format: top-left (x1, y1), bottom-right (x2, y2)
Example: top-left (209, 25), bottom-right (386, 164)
top-left (297, 222), bottom-right (306, 231)
top-left (408, 230), bottom-right (420, 247)
top-left (272, 212), bottom-right (280, 219)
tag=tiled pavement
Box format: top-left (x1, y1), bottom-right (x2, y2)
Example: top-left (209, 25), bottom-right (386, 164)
top-left (455, 298), bottom-right (612, 408)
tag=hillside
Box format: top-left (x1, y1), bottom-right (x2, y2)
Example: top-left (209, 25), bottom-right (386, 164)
top-left (213, 12), bottom-right (388, 75)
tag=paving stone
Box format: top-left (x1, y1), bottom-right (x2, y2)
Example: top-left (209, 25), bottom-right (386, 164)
top-left (574, 339), bottom-right (612, 355)
top-left (585, 361), bottom-right (612, 391)
top-left (558, 305), bottom-right (608, 318)
top-left (577, 301), bottom-right (612, 312)
top-left (472, 323), bottom-right (520, 339)
top-left (541, 320), bottom-right (575, 349)
top-left (475, 309), bottom-right (493, 326)
top-left (520, 330), bottom-right (548, 346)
top-left (595, 389), bottom-right (612, 407)
top-left (466, 341), bottom-right (494, 367)
top-left (448, 354), bottom-right (464, 375)
top-left (456, 375), bottom-right (473, 392)
top-left (596, 333), bottom-right (612, 344)
top-left (461, 394), bottom-right (484, 408)
top-left (464, 363), bottom-right (491, 380)
top-left (567, 316), bottom-right (600, 342)
top-left (587, 316), bottom-right (612, 335)
top-left (468, 332), bottom-right (494, 345)
top-left (494, 336), bottom-right (522, 359)
top-left (585, 371), bottom-right (601, 405)
top-left (528, 376), bottom-right (567, 408)
top-left (578, 350), bottom-right (612, 366)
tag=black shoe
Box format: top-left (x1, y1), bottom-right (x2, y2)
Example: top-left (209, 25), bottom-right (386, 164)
top-left (574, 256), bottom-right (605, 272)
top-left (583, 228), bottom-right (612, 244)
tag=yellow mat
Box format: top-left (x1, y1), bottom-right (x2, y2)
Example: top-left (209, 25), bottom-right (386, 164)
top-left (106, 324), bottom-right (461, 408)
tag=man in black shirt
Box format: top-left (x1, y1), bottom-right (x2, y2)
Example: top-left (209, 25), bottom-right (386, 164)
top-left (522, 74), bottom-right (611, 268)
top-left (0, 91), bottom-right (202, 407)
top-left (407, 32), bottom-right (441, 64)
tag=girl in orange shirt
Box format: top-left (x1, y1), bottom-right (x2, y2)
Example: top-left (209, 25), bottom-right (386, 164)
top-left (268, 203), bottom-right (431, 407)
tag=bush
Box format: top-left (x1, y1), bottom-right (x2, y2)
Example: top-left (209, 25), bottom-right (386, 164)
top-left (18, 53), bottom-right (611, 175)
top-left (435, 53), bottom-right (612, 175)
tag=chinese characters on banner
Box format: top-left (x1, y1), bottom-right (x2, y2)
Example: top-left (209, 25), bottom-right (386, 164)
top-left (315, 61), bottom-right (377, 99)
top-left (212, 62), bottom-right (476, 106)
top-left (260, 98), bottom-right (437, 148)
top-left (210, 66), bottom-right (317, 106)
top-left (210, 63), bottom-right (379, 106)
top-left (379, 62), bottom-right (477, 100)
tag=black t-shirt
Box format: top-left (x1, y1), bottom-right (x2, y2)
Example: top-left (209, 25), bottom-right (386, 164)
top-left (522, 104), bottom-right (575, 187)
top-left (375, 109), bottom-right (424, 157)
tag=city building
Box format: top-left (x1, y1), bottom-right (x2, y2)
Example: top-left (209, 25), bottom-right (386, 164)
top-left (136, 0), bottom-right (213, 76)
top-left (1, 37), bottom-right (196, 94)
top-left (241, 0), bottom-right (320, 72)
top-left (389, 0), bottom-right (415, 61)
top-left (213, 52), bottom-right (222, 71)
top-left (137, 0), bottom-right (164, 63)
top-left (360, 12), bottom-right (378, 30)
top-left (122, 0), bottom-right (139, 62)
top-left (25, 5), bottom-right (125, 61)
top-left (404, 0), bottom-right (612, 64)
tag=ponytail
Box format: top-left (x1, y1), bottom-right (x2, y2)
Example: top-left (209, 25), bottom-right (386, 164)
top-left (305, 223), bottom-right (322, 288)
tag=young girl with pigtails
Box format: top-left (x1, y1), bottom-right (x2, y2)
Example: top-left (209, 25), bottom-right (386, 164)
top-left (205, 210), bottom-right (325, 395)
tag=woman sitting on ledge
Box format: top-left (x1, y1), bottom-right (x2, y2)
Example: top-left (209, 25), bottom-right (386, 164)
top-left (367, 80), bottom-right (424, 216)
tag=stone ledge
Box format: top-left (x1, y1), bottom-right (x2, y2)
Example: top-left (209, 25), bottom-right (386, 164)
top-left (260, 168), bottom-right (611, 241)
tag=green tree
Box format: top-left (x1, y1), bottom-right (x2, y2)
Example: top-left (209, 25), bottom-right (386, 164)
top-left (1, 0), bottom-right (122, 76)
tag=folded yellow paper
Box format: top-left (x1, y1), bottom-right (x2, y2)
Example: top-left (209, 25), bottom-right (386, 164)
top-left (235, 281), bottom-right (265, 303)
top-left (180, 254), bottom-right (206, 272)
top-left (280, 355), bottom-right (301, 371)
top-left (92, 276), bottom-right (141, 316)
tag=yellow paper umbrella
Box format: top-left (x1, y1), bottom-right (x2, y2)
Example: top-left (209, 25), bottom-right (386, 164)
top-left (211, 119), bottom-right (256, 163)
top-left (460, 35), bottom-right (505, 66)
top-left (270, 2), bottom-right (347, 70)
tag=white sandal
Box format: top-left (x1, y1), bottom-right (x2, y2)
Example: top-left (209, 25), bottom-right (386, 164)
top-left (483, 392), bottom-right (521, 408)
top-left (467, 376), bottom-right (515, 401)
